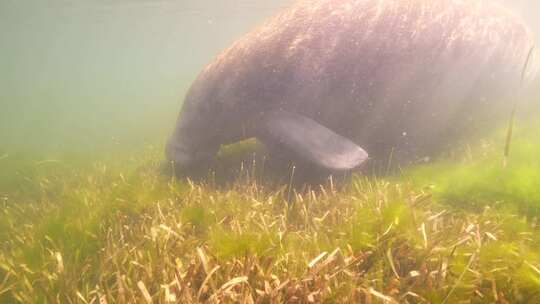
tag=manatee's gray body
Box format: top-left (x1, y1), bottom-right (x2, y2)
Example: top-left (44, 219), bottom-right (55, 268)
top-left (166, 0), bottom-right (537, 173)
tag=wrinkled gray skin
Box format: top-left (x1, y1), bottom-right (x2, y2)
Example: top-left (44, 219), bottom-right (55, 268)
top-left (166, 0), bottom-right (537, 174)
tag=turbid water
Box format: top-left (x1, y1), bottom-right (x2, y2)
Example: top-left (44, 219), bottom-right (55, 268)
top-left (0, 1), bottom-right (294, 157)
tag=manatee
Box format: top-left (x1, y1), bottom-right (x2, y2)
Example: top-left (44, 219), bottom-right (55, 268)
top-left (166, 0), bottom-right (537, 175)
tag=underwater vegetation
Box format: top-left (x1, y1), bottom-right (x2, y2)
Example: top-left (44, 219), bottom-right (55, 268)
top-left (403, 118), bottom-right (540, 216)
top-left (0, 120), bottom-right (540, 303)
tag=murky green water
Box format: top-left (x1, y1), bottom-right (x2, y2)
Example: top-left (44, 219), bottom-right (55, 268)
top-left (0, 1), bottom-right (293, 156)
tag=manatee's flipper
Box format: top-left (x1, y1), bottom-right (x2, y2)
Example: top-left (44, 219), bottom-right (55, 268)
top-left (259, 110), bottom-right (368, 172)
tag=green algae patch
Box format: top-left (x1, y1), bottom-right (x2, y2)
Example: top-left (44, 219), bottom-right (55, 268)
top-left (403, 121), bottom-right (540, 217)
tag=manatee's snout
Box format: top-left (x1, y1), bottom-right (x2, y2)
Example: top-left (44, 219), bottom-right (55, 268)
top-left (165, 139), bottom-right (199, 168)
top-left (163, 135), bottom-right (217, 177)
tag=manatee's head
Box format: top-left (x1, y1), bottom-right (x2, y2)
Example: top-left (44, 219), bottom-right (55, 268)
top-left (163, 80), bottom-right (222, 177)
top-left (165, 138), bottom-right (206, 169)
top-left (163, 125), bottom-right (219, 177)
